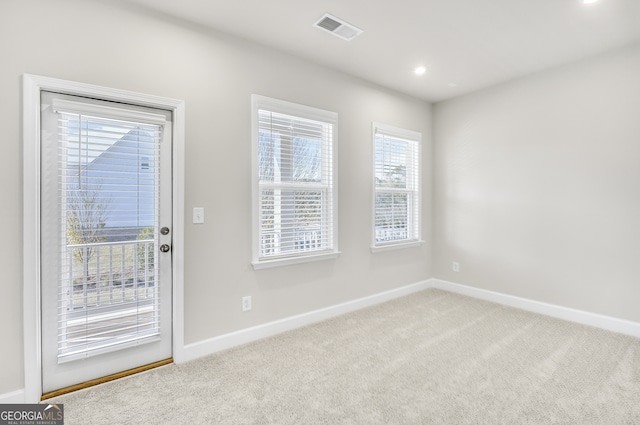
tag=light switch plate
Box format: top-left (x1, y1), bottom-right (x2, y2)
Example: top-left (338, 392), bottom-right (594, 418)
top-left (193, 207), bottom-right (205, 224)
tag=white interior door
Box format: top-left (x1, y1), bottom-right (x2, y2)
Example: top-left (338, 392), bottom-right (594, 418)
top-left (40, 91), bottom-right (173, 394)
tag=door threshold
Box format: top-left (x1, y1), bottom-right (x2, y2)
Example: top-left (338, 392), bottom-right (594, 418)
top-left (41, 358), bottom-right (173, 400)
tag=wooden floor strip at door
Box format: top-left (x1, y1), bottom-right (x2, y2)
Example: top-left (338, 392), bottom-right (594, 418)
top-left (41, 358), bottom-right (173, 400)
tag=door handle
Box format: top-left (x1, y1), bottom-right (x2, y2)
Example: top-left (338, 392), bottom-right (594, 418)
top-left (160, 244), bottom-right (171, 253)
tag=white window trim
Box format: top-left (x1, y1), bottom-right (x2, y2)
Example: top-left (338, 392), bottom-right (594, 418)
top-left (371, 122), bottom-right (423, 253)
top-left (251, 95), bottom-right (340, 269)
top-left (22, 74), bottom-right (186, 402)
top-left (371, 239), bottom-right (425, 253)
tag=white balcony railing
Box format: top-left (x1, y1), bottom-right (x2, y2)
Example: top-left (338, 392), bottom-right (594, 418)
top-left (260, 228), bottom-right (323, 257)
top-left (375, 227), bottom-right (408, 243)
top-left (64, 239), bottom-right (157, 313)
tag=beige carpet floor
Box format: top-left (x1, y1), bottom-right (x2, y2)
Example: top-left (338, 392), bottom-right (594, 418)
top-left (51, 288), bottom-right (640, 424)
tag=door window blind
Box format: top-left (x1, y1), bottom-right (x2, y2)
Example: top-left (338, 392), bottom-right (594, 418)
top-left (52, 99), bottom-right (165, 362)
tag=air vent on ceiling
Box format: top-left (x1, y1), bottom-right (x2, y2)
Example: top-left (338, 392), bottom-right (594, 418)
top-left (314, 13), bottom-right (363, 41)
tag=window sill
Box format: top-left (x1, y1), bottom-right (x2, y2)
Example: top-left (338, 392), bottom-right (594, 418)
top-left (371, 240), bottom-right (424, 253)
top-left (252, 251), bottom-right (341, 270)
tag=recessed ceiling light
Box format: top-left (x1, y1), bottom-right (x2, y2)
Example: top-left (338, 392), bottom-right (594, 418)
top-left (414, 66), bottom-right (427, 75)
top-left (581, 0), bottom-right (598, 4)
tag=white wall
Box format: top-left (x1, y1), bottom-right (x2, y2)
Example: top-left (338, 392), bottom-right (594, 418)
top-left (0, 0), bottom-right (432, 395)
top-left (434, 42), bottom-right (640, 322)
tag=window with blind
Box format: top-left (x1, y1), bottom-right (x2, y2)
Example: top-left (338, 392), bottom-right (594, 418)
top-left (251, 95), bottom-right (339, 269)
top-left (50, 97), bottom-right (165, 361)
top-left (372, 122), bottom-right (422, 251)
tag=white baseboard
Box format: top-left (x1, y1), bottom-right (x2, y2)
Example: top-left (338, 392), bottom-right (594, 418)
top-left (11, 277), bottom-right (638, 400)
top-left (0, 389), bottom-right (25, 403)
top-left (183, 277), bottom-right (640, 363)
top-left (431, 278), bottom-right (640, 339)
top-left (182, 280), bottom-right (431, 363)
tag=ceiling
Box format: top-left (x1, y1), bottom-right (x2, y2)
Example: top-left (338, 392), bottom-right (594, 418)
top-left (122, 0), bottom-right (640, 102)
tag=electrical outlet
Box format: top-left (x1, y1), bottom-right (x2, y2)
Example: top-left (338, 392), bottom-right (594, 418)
top-left (242, 296), bottom-right (252, 312)
top-left (452, 261), bottom-right (460, 272)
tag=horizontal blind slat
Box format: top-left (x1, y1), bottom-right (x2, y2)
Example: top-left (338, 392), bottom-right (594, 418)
top-left (374, 130), bottom-right (421, 244)
top-left (257, 105), bottom-right (335, 260)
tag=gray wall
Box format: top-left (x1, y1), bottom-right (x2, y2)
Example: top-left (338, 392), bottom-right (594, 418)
top-left (0, 0), bottom-right (432, 394)
top-left (434, 43), bottom-right (640, 322)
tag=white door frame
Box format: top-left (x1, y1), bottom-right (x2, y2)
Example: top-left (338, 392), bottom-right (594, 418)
top-left (22, 74), bottom-right (185, 403)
